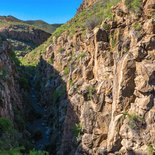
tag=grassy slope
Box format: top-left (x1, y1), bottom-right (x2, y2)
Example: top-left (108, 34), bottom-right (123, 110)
top-left (20, 0), bottom-right (121, 66)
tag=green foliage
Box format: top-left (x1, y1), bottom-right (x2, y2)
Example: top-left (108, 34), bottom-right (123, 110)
top-left (125, 113), bottom-right (145, 129)
top-left (9, 51), bottom-right (21, 66)
top-left (72, 123), bottom-right (82, 138)
top-left (0, 117), bottom-right (13, 133)
top-left (58, 47), bottom-right (65, 53)
top-left (147, 144), bottom-right (154, 155)
top-left (64, 67), bottom-right (70, 76)
top-left (0, 147), bottom-right (49, 155)
top-left (47, 57), bottom-right (54, 64)
top-left (124, 0), bottom-right (142, 13)
top-left (85, 16), bottom-right (102, 30)
top-left (53, 0), bottom-right (121, 38)
top-left (77, 52), bottom-right (86, 60)
top-left (52, 85), bottom-right (66, 104)
top-left (87, 86), bottom-right (96, 100)
top-left (102, 23), bottom-right (111, 31)
top-left (0, 147), bottom-right (23, 155)
top-left (132, 22), bottom-right (142, 31)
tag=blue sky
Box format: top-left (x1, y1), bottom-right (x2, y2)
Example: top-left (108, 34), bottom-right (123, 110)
top-left (0, 0), bottom-right (83, 24)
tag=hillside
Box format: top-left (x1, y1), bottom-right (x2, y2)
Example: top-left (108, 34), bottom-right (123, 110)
top-left (25, 20), bottom-right (62, 34)
top-left (0, 15), bottom-right (61, 34)
top-left (0, 0), bottom-right (155, 155)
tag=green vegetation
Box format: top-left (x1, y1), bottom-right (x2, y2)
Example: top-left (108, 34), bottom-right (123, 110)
top-left (0, 147), bottom-right (49, 155)
top-left (25, 20), bottom-right (61, 34)
top-left (124, 0), bottom-right (142, 13)
top-left (123, 112), bottom-right (145, 129)
top-left (0, 117), bottom-right (48, 155)
top-left (0, 117), bottom-right (13, 133)
top-left (0, 15), bottom-right (61, 34)
top-left (72, 123), bottom-right (82, 139)
top-left (86, 86), bottom-right (96, 100)
top-left (53, 0), bottom-right (120, 38)
top-left (58, 47), bottom-right (65, 53)
top-left (132, 22), bottom-right (142, 31)
top-left (147, 144), bottom-right (154, 155)
top-left (64, 66), bottom-right (70, 76)
top-left (52, 85), bottom-right (66, 104)
top-left (102, 23), bottom-right (111, 31)
top-left (77, 51), bottom-right (86, 60)
top-left (19, 36), bottom-right (53, 67)
top-left (20, 0), bottom-right (121, 67)
top-left (85, 16), bottom-right (102, 30)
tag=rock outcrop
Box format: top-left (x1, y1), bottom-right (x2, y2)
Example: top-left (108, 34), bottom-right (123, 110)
top-left (0, 40), bottom-right (23, 121)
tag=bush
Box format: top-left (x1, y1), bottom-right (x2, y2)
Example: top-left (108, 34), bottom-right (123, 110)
top-left (72, 123), bottom-right (82, 138)
top-left (0, 117), bottom-right (13, 133)
top-left (85, 16), bottom-right (101, 30)
top-left (58, 47), bottom-right (65, 53)
top-left (0, 147), bottom-right (49, 155)
top-left (124, 0), bottom-right (142, 13)
top-left (147, 144), bottom-right (154, 155)
top-left (132, 22), bottom-right (142, 31)
top-left (123, 112), bottom-right (145, 129)
top-left (87, 86), bottom-right (96, 100)
top-left (64, 67), bottom-right (70, 76)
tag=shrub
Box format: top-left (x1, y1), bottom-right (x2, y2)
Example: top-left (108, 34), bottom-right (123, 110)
top-left (132, 22), bottom-right (142, 31)
top-left (52, 85), bottom-right (66, 104)
top-left (0, 117), bottom-right (13, 133)
top-left (58, 47), bottom-right (65, 53)
top-left (124, 0), bottom-right (142, 13)
top-left (86, 86), bottom-right (96, 100)
top-left (0, 147), bottom-right (49, 155)
top-left (64, 67), bottom-right (70, 76)
top-left (85, 16), bottom-right (101, 30)
top-left (147, 144), bottom-right (154, 155)
top-left (124, 112), bottom-right (145, 129)
top-left (72, 123), bottom-right (82, 139)
top-left (77, 52), bottom-right (86, 60)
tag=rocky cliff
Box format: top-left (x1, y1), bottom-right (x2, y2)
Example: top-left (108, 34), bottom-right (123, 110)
top-left (0, 0), bottom-right (155, 154)
top-left (0, 40), bottom-right (23, 121)
top-left (22, 0), bottom-right (155, 154)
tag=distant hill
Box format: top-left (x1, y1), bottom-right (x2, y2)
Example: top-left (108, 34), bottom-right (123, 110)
top-left (25, 20), bottom-right (62, 34)
top-left (0, 15), bottom-right (62, 34)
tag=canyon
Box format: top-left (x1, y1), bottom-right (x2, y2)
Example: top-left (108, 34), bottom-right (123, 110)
top-left (0, 0), bottom-right (155, 154)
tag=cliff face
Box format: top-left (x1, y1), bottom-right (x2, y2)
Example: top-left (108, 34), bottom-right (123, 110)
top-left (26, 0), bottom-right (155, 154)
top-left (0, 41), bottom-right (23, 120)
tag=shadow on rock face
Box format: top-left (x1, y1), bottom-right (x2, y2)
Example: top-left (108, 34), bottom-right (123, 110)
top-left (22, 56), bottom-right (79, 155)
